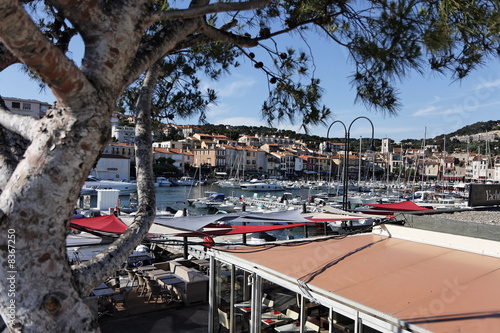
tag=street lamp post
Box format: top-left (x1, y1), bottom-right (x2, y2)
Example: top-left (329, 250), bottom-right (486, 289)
top-left (326, 116), bottom-right (375, 210)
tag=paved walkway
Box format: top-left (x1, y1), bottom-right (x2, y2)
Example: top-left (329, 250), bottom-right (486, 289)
top-left (100, 304), bottom-right (209, 333)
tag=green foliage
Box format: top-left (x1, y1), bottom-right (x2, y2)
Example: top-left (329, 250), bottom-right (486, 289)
top-left (22, 0), bottom-right (500, 132)
top-left (421, 0), bottom-right (500, 79)
top-left (399, 119), bottom-right (500, 153)
top-left (198, 123), bottom-right (378, 150)
top-left (153, 157), bottom-right (181, 177)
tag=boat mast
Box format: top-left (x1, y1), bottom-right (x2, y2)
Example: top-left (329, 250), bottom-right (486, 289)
top-left (358, 136), bottom-right (362, 184)
top-left (421, 127), bottom-right (426, 183)
top-left (441, 135), bottom-right (447, 184)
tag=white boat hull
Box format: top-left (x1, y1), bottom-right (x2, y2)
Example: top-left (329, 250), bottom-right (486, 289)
top-left (240, 183), bottom-right (284, 191)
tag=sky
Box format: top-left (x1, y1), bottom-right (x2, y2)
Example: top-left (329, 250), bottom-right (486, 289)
top-left (2, 30), bottom-right (500, 143)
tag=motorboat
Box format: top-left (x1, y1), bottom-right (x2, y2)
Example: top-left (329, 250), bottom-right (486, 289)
top-left (217, 178), bottom-right (244, 188)
top-left (175, 176), bottom-right (199, 186)
top-left (240, 179), bottom-right (285, 192)
top-left (303, 206), bottom-right (387, 234)
top-left (156, 177), bottom-right (172, 187)
top-left (81, 176), bottom-right (137, 195)
top-left (189, 192), bottom-right (226, 209)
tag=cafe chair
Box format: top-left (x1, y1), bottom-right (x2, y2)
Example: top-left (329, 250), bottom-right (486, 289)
top-left (125, 268), bottom-right (137, 287)
top-left (305, 317), bottom-right (322, 333)
top-left (147, 280), bottom-right (168, 307)
top-left (136, 272), bottom-right (148, 296)
top-left (218, 306), bottom-right (247, 333)
top-left (170, 286), bottom-right (184, 305)
top-left (110, 287), bottom-right (132, 315)
top-left (285, 307), bottom-right (300, 321)
top-left (217, 307), bottom-right (230, 333)
top-left (263, 298), bottom-right (274, 310)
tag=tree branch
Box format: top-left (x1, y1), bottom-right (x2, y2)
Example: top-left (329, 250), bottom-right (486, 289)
top-left (146, 0), bottom-right (272, 26)
top-left (72, 63), bottom-right (160, 296)
top-left (0, 104), bottom-right (37, 141)
top-left (0, 127), bottom-right (29, 191)
top-left (200, 23), bottom-right (258, 47)
top-left (47, 0), bottom-right (105, 34)
top-left (0, 0), bottom-right (94, 107)
top-left (0, 41), bottom-right (19, 70)
top-left (126, 19), bottom-right (202, 87)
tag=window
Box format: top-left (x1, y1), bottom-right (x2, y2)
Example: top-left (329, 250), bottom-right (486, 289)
top-left (11, 102), bottom-right (20, 109)
top-left (23, 103), bottom-right (31, 110)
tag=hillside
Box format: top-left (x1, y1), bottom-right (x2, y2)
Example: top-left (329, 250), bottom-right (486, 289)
top-left (198, 120), bottom-right (500, 153)
top-left (445, 120), bottom-right (500, 138)
top-left (200, 120), bottom-right (500, 143)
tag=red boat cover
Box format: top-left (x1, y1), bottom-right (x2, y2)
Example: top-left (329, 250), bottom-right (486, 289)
top-left (71, 215), bottom-right (129, 234)
top-left (176, 222), bottom-right (315, 237)
top-left (365, 200), bottom-right (433, 211)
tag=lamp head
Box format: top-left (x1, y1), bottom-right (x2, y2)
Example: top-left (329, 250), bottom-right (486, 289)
top-left (367, 142), bottom-right (376, 153)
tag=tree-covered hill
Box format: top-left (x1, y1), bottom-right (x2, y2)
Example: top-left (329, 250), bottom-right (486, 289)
top-left (200, 120), bottom-right (500, 153)
top-left (399, 120), bottom-right (500, 153)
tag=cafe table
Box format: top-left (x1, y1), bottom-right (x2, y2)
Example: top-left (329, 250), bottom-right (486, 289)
top-left (235, 301), bottom-right (269, 311)
top-left (261, 310), bottom-right (292, 327)
top-left (274, 322), bottom-right (317, 333)
top-left (91, 286), bottom-right (118, 318)
top-left (191, 259), bottom-right (210, 271)
top-left (92, 287), bottom-right (116, 297)
top-left (147, 269), bottom-right (173, 278)
top-left (93, 282), bottom-right (109, 290)
top-left (157, 275), bottom-right (183, 287)
top-left (136, 265), bottom-right (156, 272)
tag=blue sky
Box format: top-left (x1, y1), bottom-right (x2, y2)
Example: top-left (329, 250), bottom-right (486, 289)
top-left (2, 31), bottom-right (500, 143)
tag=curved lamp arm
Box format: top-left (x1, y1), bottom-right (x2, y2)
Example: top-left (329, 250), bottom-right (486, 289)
top-left (348, 116), bottom-right (375, 150)
top-left (326, 120), bottom-right (348, 152)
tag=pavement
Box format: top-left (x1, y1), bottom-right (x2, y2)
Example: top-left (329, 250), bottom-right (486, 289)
top-left (100, 303), bottom-right (209, 333)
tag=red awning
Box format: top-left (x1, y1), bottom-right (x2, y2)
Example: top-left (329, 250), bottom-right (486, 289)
top-left (71, 215), bottom-right (128, 234)
top-left (365, 200), bottom-right (433, 211)
top-left (176, 222), bottom-right (315, 237)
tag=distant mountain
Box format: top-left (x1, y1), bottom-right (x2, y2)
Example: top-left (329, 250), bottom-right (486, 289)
top-left (445, 120), bottom-right (500, 138)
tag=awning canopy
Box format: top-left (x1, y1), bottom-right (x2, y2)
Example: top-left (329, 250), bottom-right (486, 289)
top-left (71, 210), bottom-right (315, 238)
top-left (365, 200), bottom-right (433, 211)
top-left (71, 215), bottom-right (128, 234)
top-left (214, 225), bottom-right (500, 332)
top-left (153, 209), bottom-right (311, 232)
top-left (175, 222), bottom-right (314, 237)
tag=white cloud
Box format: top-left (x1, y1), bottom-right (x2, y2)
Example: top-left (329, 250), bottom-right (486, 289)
top-left (412, 105), bottom-right (440, 117)
top-left (474, 78), bottom-right (500, 90)
top-left (218, 79), bottom-right (258, 98)
top-left (413, 100), bottom-right (500, 118)
top-left (206, 103), bottom-right (235, 118)
top-left (202, 76), bottom-right (258, 99)
top-left (214, 116), bottom-right (265, 127)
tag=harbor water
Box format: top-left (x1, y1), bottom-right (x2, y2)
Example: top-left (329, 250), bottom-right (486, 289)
top-left (106, 184), bottom-right (334, 214)
top-left (99, 184), bottom-right (337, 240)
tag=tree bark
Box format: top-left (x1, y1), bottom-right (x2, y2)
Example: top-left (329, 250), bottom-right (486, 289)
top-left (0, 103), bottom-right (110, 332)
top-left (0, 0), bottom-right (282, 331)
